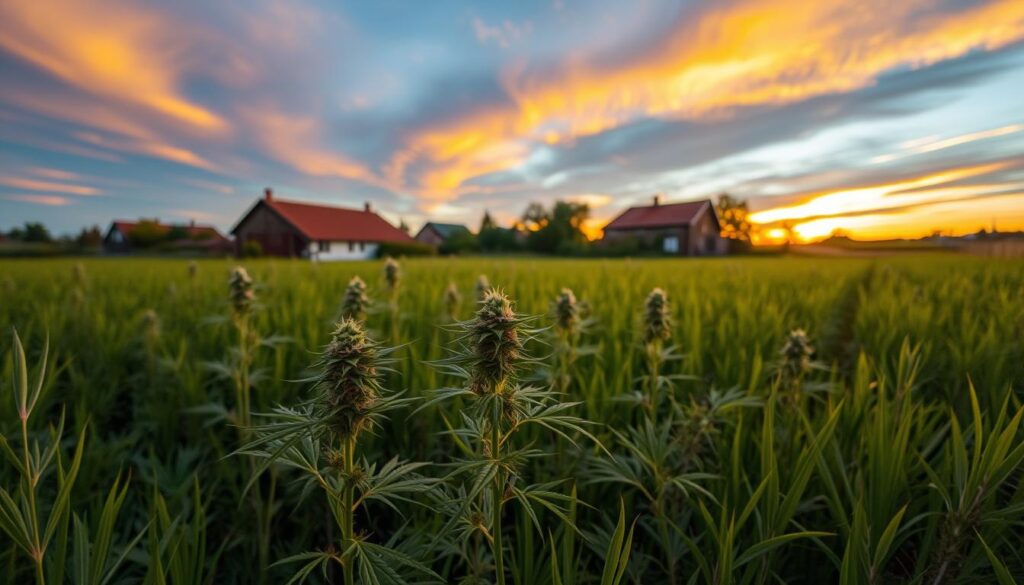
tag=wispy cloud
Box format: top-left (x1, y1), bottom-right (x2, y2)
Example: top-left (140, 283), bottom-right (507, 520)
top-left (0, 176), bottom-right (100, 195)
top-left (0, 0), bottom-right (225, 131)
top-left (5, 194), bottom-right (75, 206)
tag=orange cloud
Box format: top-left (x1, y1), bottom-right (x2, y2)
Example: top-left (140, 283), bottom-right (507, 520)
top-left (389, 0), bottom-right (1024, 198)
top-left (0, 176), bottom-right (100, 195)
top-left (242, 106), bottom-right (378, 184)
top-left (4, 194), bottom-right (74, 206)
top-left (0, 0), bottom-right (225, 131)
top-left (745, 162), bottom-right (1024, 242)
top-left (747, 163), bottom-right (1011, 224)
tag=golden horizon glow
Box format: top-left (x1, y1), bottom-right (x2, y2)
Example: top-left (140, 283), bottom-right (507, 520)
top-left (385, 0), bottom-right (1024, 199)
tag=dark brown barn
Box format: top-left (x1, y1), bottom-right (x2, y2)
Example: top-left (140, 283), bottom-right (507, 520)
top-left (230, 189), bottom-right (413, 260)
top-left (601, 197), bottom-right (726, 256)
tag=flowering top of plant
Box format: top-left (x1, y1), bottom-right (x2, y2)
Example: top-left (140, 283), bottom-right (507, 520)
top-left (229, 266), bottom-right (255, 317)
top-left (340, 275), bottom-right (369, 321)
top-left (467, 290), bottom-right (527, 395)
top-left (444, 281), bottom-right (461, 319)
top-left (643, 287), bottom-right (671, 344)
top-left (475, 274), bottom-right (491, 301)
top-left (781, 328), bottom-right (814, 378)
top-left (553, 287), bottom-right (580, 335)
top-left (315, 317), bottom-right (386, 440)
top-left (384, 257), bottom-right (400, 290)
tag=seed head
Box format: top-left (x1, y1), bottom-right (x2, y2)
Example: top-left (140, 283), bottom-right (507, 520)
top-left (188, 261), bottom-right (198, 279)
top-left (229, 266), bottom-right (255, 317)
top-left (444, 281), bottom-right (461, 321)
top-left (643, 288), bottom-right (672, 344)
top-left (340, 275), bottom-right (369, 321)
top-left (781, 328), bottom-right (814, 378)
top-left (553, 288), bottom-right (579, 335)
top-left (468, 290), bottom-right (524, 394)
top-left (318, 318), bottom-right (383, 439)
top-left (384, 257), bottom-right (400, 291)
top-left (475, 274), bottom-right (491, 301)
top-left (140, 309), bottom-right (160, 342)
top-left (72, 262), bottom-right (86, 285)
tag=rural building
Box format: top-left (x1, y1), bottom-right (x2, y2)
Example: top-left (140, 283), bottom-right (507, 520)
top-left (601, 197), bottom-right (726, 256)
top-left (231, 189), bottom-right (413, 260)
top-left (414, 222), bottom-right (471, 247)
top-left (103, 219), bottom-right (230, 254)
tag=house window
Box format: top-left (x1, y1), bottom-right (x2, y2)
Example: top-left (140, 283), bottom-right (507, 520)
top-left (318, 241), bottom-right (331, 252)
top-left (348, 241), bottom-right (354, 252)
top-left (663, 236), bottom-right (679, 254)
top-left (359, 241), bottom-right (365, 252)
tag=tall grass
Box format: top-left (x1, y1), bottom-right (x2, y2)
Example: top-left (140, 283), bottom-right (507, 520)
top-left (0, 255), bottom-right (1021, 583)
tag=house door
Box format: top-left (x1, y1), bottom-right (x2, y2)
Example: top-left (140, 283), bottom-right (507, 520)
top-left (663, 236), bottom-right (679, 254)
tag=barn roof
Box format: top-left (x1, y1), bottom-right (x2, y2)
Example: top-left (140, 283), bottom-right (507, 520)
top-left (235, 196), bottom-right (413, 243)
top-left (421, 222), bottom-right (470, 239)
top-left (108, 220), bottom-right (227, 241)
top-left (603, 199), bottom-right (713, 231)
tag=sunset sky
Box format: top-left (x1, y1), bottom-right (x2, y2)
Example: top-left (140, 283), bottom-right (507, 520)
top-left (1, 0), bottom-right (1023, 242)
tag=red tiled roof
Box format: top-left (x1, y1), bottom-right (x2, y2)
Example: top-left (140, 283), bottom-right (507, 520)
top-left (603, 200), bottom-right (711, 230)
top-left (263, 198), bottom-right (413, 242)
top-left (111, 220), bottom-right (227, 242)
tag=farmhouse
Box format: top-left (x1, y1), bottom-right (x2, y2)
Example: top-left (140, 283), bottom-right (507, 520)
top-left (414, 222), bottom-right (471, 247)
top-left (103, 219), bottom-right (229, 254)
top-left (601, 196), bottom-right (726, 256)
top-left (231, 189), bottom-right (413, 260)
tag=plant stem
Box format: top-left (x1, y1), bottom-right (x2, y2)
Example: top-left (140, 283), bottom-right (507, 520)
top-left (491, 395), bottom-right (505, 585)
top-left (22, 418), bottom-right (44, 585)
top-left (343, 435), bottom-right (356, 585)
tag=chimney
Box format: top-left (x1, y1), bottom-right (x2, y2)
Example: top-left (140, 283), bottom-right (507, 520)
top-left (364, 201), bottom-right (372, 213)
top-left (653, 194), bottom-right (661, 207)
top-left (264, 187), bottom-right (273, 201)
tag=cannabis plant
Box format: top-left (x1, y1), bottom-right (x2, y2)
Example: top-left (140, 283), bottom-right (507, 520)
top-left (427, 289), bottom-right (600, 585)
top-left (240, 318), bottom-right (438, 584)
top-left (340, 275), bottom-right (370, 322)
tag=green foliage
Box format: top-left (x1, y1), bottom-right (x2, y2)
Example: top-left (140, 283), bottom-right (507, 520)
top-left (0, 255), bottom-right (1022, 583)
top-left (375, 241), bottom-right (436, 258)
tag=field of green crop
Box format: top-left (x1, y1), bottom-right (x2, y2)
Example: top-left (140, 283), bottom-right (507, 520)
top-left (1, 255), bottom-right (1022, 584)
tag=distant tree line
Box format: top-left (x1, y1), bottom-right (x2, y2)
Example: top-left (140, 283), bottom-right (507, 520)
top-left (3, 222), bottom-right (103, 249)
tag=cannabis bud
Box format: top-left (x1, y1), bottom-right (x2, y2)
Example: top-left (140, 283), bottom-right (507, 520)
top-left (781, 328), bottom-right (814, 379)
top-left (475, 274), bottom-right (491, 302)
top-left (72, 262), bottom-right (86, 285)
top-left (444, 281), bottom-right (461, 321)
top-left (384, 257), bottom-right (400, 292)
top-left (643, 288), bottom-right (671, 344)
top-left (229, 266), bottom-right (255, 317)
top-left (553, 288), bottom-right (580, 335)
top-left (468, 290), bottom-right (524, 395)
top-left (318, 318), bottom-right (384, 439)
top-left (341, 275), bottom-right (369, 321)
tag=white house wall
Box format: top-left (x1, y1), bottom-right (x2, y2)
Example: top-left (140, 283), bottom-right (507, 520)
top-left (311, 241), bottom-right (379, 261)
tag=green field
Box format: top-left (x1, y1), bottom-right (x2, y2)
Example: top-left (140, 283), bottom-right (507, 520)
top-left (1, 256), bottom-right (1022, 584)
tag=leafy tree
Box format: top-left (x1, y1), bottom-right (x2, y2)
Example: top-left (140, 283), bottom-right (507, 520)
top-left (479, 210), bottom-right (496, 232)
top-left (129, 220), bottom-right (168, 248)
top-left (20, 222), bottom-right (52, 243)
top-left (439, 230), bottom-right (479, 255)
top-left (76, 225), bottom-right (103, 248)
top-left (524, 200), bottom-right (590, 254)
top-left (716, 194), bottom-right (752, 251)
top-left (478, 227), bottom-right (520, 253)
top-left (167, 225), bottom-right (189, 241)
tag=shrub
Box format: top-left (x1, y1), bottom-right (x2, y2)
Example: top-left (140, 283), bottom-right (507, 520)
top-left (376, 240), bottom-right (436, 258)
